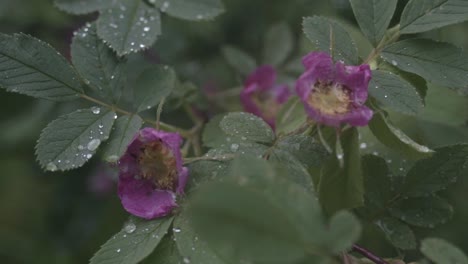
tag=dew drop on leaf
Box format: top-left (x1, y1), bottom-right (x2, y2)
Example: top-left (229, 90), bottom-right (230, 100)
top-left (87, 139), bottom-right (101, 151)
top-left (230, 143), bottom-right (239, 152)
top-left (124, 222), bottom-right (136, 234)
top-left (46, 162), bottom-right (58, 172)
top-left (91, 106), bottom-right (101, 114)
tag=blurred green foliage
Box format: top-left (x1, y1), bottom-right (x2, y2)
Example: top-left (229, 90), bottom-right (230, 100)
top-left (1, 0), bottom-right (468, 263)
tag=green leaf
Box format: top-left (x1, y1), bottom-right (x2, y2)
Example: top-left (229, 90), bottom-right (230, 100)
top-left (400, 0), bottom-right (468, 34)
top-left (134, 65), bottom-right (176, 112)
top-left (369, 70), bottom-right (424, 115)
top-left (0, 33), bottom-right (82, 101)
top-left (90, 216), bottom-right (174, 264)
top-left (54, 0), bottom-right (115, 15)
top-left (220, 112), bottom-right (275, 144)
top-left (362, 155), bottom-right (393, 211)
top-left (267, 149), bottom-right (315, 189)
top-left (275, 97), bottom-right (307, 135)
top-left (369, 112), bottom-right (434, 159)
top-left (202, 114), bottom-right (227, 148)
top-left (71, 22), bottom-right (124, 102)
top-left (421, 238), bottom-right (468, 264)
top-left (36, 108), bottom-right (116, 171)
top-left (381, 39), bottom-right (468, 94)
top-left (221, 45), bottom-right (257, 76)
top-left (141, 235), bottom-right (183, 264)
top-left (188, 182), bottom-right (308, 263)
top-left (376, 217), bottom-right (417, 250)
top-left (153, 0), bottom-right (224, 21)
top-left (402, 144), bottom-right (468, 197)
top-left (318, 128), bottom-right (364, 214)
top-left (275, 134), bottom-right (329, 169)
top-left (324, 211), bottom-right (362, 254)
top-left (302, 16), bottom-right (358, 64)
top-left (97, 0), bottom-right (161, 56)
top-left (186, 159), bottom-right (231, 191)
top-left (349, 0), bottom-right (397, 46)
top-left (102, 115), bottom-right (143, 162)
top-left (173, 208), bottom-right (225, 264)
top-left (389, 196), bottom-right (453, 228)
top-left (262, 22), bottom-right (294, 66)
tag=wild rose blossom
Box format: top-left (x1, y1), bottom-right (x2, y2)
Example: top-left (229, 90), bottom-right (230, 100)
top-left (296, 52), bottom-right (373, 127)
top-left (241, 65), bottom-right (291, 128)
top-left (118, 128), bottom-right (188, 219)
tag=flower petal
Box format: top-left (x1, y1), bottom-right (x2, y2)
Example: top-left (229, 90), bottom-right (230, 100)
top-left (177, 167), bottom-right (189, 194)
top-left (244, 65), bottom-right (277, 90)
top-left (341, 105), bottom-right (373, 126)
top-left (118, 177), bottom-right (176, 219)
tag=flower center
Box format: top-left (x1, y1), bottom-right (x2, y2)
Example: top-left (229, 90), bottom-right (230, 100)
top-left (137, 140), bottom-right (178, 190)
top-left (307, 80), bottom-right (351, 115)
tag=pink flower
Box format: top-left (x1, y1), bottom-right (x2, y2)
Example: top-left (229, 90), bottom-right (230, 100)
top-left (241, 65), bottom-right (291, 128)
top-left (296, 52), bottom-right (373, 127)
top-left (118, 128), bottom-right (188, 219)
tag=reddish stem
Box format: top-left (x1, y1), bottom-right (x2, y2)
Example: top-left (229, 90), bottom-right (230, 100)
top-left (352, 244), bottom-right (389, 264)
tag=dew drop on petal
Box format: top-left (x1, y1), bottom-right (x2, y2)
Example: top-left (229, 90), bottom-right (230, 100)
top-left (87, 139), bottom-right (101, 151)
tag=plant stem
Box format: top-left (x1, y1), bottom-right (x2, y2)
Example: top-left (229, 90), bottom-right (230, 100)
top-left (80, 94), bottom-right (191, 138)
top-left (363, 26), bottom-right (401, 65)
top-left (352, 244), bottom-right (389, 264)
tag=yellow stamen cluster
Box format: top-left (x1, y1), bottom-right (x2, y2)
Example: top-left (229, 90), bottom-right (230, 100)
top-left (307, 81), bottom-right (351, 115)
top-left (137, 140), bottom-right (177, 190)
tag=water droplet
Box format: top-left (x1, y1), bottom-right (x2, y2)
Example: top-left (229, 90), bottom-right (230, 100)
top-left (91, 106), bottom-right (101, 114)
top-left (173, 227), bottom-right (181, 233)
top-left (230, 143), bottom-right (239, 152)
top-left (161, 1), bottom-right (170, 10)
top-left (183, 257), bottom-right (191, 264)
top-left (391, 60), bottom-right (398, 66)
top-left (46, 162), bottom-right (58, 172)
top-left (196, 14), bottom-right (203, 20)
top-left (116, 248), bottom-right (121, 253)
top-left (87, 139), bottom-right (101, 151)
top-left (143, 27), bottom-right (150, 32)
top-left (114, 114), bottom-right (118, 119)
top-left (124, 222), bottom-right (136, 234)
top-left (78, 145), bottom-right (84, 150)
top-left (107, 155), bottom-right (119, 163)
